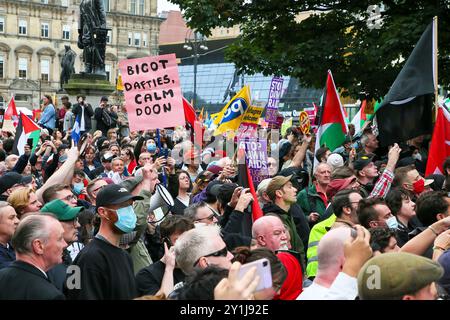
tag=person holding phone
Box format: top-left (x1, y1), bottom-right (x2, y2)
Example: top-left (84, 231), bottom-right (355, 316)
top-left (72, 95), bottom-right (94, 136)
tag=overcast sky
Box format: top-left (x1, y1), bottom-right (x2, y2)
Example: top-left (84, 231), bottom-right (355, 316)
top-left (157, 0), bottom-right (180, 13)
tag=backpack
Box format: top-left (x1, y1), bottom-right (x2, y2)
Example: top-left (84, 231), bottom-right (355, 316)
top-left (101, 109), bottom-right (112, 127)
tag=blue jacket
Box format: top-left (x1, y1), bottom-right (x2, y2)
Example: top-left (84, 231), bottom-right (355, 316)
top-left (38, 104), bottom-right (56, 129)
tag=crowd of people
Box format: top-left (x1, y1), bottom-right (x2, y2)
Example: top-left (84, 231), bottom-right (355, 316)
top-left (0, 94), bottom-right (449, 300)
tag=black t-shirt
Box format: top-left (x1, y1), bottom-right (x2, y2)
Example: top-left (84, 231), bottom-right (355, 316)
top-left (135, 260), bottom-right (185, 296)
top-left (66, 237), bottom-right (137, 300)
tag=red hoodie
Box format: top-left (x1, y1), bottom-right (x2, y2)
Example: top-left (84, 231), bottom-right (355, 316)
top-left (273, 252), bottom-right (303, 300)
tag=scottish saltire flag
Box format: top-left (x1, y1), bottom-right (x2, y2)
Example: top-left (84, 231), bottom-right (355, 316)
top-left (71, 115), bottom-right (81, 144)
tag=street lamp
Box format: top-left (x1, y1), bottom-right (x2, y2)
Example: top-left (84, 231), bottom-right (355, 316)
top-left (184, 31), bottom-right (208, 109)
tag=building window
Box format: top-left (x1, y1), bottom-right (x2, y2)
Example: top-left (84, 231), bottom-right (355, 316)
top-left (41, 59), bottom-right (49, 81)
top-left (134, 33), bottom-right (141, 47)
top-left (0, 17), bottom-right (4, 33)
top-left (128, 32), bottom-right (132, 46)
top-left (105, 64), bottom-right (111, 82)
top-left (142, 33), bottom-right (148, 47)
top-left (102, 0), bottom-right (110, 12)
top-left (41, 23), bottom-right (49, 38)
top-left (63, 24), bottom-right (70, 40)
top-left (138, 0), bottom-right (144, 15)
top-left (130, 0), bottom-right (136, 15)
top-left (18, 58), bottom-right (27, 79)
top-left (41, 0), bottom-right (49, 4)
top-left (0, 55), bottom-right (4, 79)
top-left (19, 19), bottom-right (27, 35)
top-left (0, 96), bottom-right (4, 109)
top-left (61, 0), bottom-right (69, 7)
top-left (106, 30), bottom-right (112, 44)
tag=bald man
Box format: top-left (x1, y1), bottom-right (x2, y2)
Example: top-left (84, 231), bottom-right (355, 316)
top-left (297, 226), bottom-right (372, 300)
top-left (5, 155), bottom-right (19, 171)
top-left (252, 215), bottom-right (290, 252)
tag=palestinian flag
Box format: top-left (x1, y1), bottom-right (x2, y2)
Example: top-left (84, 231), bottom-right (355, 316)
top-left (12, 113), bottom-right (41, 156)
top-left (375, 20), bottom-right (437, 146)
top-left (315, 70), bottom-right (348, 154)
top-left (351, 100), bottom-right (368, 134)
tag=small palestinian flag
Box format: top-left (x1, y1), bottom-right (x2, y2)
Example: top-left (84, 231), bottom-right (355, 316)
top-left (12, 113), bottom-right (41, 156)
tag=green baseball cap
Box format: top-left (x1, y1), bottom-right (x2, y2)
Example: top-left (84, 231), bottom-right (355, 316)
top-left (358, 252), bottom-right (444, 300)
top-left (40, 199), bottom-right (82, 221)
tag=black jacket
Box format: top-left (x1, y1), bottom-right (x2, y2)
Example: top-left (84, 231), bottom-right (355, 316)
top-left (72, 102), bottom-right (94, 131)
top-left (0, 260), bottom-right (65, 300)
top-left (94, 107), bottom-right (117, 135)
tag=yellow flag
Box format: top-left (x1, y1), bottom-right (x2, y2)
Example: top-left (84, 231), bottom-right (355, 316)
top-left (214, 85), bottom-right (251, 135)
top-left (116, 73), bottom-right (124, 91)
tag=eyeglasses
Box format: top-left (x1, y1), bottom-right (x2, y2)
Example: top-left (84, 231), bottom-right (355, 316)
top-left (60, 194), bottom-right (77, 202)
top-left (193, 246), bottom-right (228, 267)
top-left (268, 162), bottom-right (277, 167)
top-left (195, 213), bottom-right (216, 223)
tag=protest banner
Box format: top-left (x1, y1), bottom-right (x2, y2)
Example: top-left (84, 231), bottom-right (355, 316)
top-left (118, 54), bottom-right (185, 131)
top-left (265, 77), bottom-right (284, 123)
top-left (242, 106), bottom-right (264, 124)
top-left (238, 137), bottom-right (269, 185)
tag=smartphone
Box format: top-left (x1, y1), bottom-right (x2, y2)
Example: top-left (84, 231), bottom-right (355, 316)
top-left (27, 138), bottom-right (34, 147)
top-left (237, 258), bottom-right (272, 292)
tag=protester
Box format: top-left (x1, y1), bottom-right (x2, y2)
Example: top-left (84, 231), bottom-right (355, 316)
top-left (72, 95), bottom-right (94, 136)
top-left (0, 202), bottom-right (20, 269)
top-left (0, 215), bottom-right (66, 299)
top-left (7, 186), bottom-right (42, 219)
top-left (38, 95), bottom-right (56, 135)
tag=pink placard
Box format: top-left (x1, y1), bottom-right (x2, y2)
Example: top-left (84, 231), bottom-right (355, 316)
top-left (118, 54), bottom-right (185, 131)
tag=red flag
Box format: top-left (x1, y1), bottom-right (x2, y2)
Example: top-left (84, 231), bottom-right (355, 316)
top-left (425, 106), bottom-right (450, 176)
top-left (237, 148), bottom-right (264, 222)
top-left (182, 97), bottom-right (198, 128)
top-left (4, 97), bottom-right (19, 127)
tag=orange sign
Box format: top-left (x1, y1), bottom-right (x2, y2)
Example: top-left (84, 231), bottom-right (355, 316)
top-left (299, 111), bottom-right (310, 135)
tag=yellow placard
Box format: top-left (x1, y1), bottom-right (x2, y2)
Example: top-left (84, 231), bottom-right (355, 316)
top-left (242, 106), bottom-right (264, 124)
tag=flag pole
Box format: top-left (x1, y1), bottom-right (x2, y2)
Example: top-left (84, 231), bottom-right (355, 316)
top-left (433, 16), bottom-right (439, 120)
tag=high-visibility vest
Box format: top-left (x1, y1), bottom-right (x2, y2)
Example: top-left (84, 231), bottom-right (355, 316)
top-left (306, 214), bottom-right (337, 279)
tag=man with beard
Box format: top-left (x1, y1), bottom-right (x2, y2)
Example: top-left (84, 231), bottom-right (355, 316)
top-left (41, 199), bottom-right (83, 291)
top-left (66, 184), bottom-right (144, 299)
top-left (330, 189), bottom-right (363, 230)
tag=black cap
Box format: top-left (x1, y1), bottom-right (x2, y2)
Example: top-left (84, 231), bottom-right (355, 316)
top-left (216, 183), bottom-right (239, 204)
top-left (206, 180), bottom-right (224, 198)
top-left (96, 184), bottom-right (143, 209)
top-left (353, 154), bottom-right (375, 171)
top-left (100, 96), bottom-right (108, 102)
top-left (0, 172), bottom-right (33, 194)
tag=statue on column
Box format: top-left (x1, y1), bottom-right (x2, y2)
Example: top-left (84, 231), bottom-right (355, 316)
top-left (77, 0), bottom-right (109, 76)
top-left (60, 45), bottom-right (76, 90)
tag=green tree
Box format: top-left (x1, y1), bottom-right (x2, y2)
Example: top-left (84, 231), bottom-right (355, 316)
top-left (169, 0), bottom-right (449, 99)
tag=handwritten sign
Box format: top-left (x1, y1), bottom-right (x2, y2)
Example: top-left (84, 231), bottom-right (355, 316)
top-left (118, 54), bottom-right (185, 131)
top-left (242, 106), bottom-right (264, 124)
top-left (299, 111), bottom-right (311, 135)
top-left (238, 138), bottom-right (269, 185)
top-left (265, 77), bottom-right (284, 123)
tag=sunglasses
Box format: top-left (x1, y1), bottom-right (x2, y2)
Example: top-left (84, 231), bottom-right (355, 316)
top-left (193, 246), bottom-right (228, 267)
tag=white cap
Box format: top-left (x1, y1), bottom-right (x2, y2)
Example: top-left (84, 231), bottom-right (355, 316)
top-left (327, 153), bottom-right (344, 169)
top-left (257, 178), bottom-right (272, 196)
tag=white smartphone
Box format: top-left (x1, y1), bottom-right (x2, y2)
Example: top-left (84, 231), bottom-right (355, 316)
top-left (237, 258), bottom-right (273, 292)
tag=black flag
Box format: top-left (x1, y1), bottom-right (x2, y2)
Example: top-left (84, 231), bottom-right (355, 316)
top-left (375, 21), bottom-right (436, 146)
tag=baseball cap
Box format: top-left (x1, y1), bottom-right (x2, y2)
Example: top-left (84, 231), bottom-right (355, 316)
top-left (353, 154), bottom-right (375, 171)
top-left (205, 180), bottom-right (224, 198)
top-left (266, 175), bottom-right (293, 201)
top-left (257, 178), bottom-right (272, 196)
top-left (96, 184), bottom-right (144, 209)
top-left (358, 252), bottom-right (444, 300)
top-left (101, 152), bottom-right (115, 162)
top-left (40, 199), bottom-right (82, 221)
top-left (0, 172), bottom-right (33, 194)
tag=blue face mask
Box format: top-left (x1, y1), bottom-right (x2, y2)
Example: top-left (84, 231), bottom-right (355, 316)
top-left (147, 144), bottom-right (156, 153)
top-left (386, 216), bottom-right (399, 230)
top-left (114, 205), bottom-right (137, 234)
top-left (73, 182), bottom-right (84, 195)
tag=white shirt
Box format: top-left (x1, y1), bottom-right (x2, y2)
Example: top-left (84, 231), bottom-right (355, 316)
top-left (297, 272), bottom-right (358, 300)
